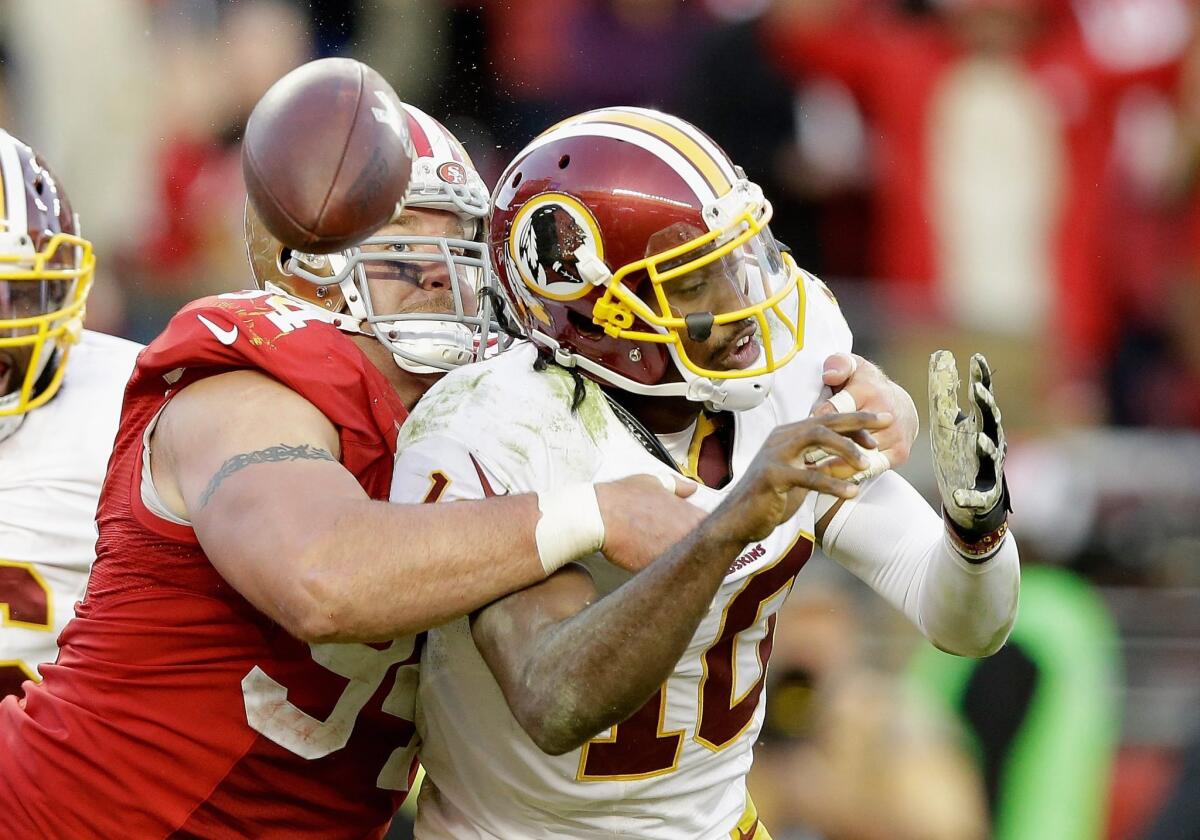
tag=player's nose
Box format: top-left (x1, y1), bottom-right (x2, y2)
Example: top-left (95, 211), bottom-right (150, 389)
top-left (418, 260), bottom-right (452, 292)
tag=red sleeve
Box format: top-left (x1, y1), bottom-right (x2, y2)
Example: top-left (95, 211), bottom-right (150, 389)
top-left (137, 290), bottom-right (407, 498)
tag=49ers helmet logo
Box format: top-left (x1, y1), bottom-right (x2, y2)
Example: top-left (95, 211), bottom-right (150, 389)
top-left (437, 161), bottom-right (467, 185)
top-left (508, 192), bottom-right (604, 301)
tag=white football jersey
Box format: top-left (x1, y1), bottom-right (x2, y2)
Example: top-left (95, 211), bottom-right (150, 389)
top-left (0, 330), bottom-right (140, 692)
top-left (391, 272), bottom-right (849, 839)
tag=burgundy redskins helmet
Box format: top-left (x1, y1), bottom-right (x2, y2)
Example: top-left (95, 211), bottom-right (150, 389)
top-left (246, 103), bottom-right (495, 373)
top-left (0, 129), bottom-right (93, 441)
top-left (489, 107), bottom-right (805, 411)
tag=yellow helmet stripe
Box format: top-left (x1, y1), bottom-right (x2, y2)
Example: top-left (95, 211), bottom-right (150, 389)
top-left (616, 107), bottom-right (740, 184)
top-left (539, 108), bottom-right (735, 196)
top-left (575, 108), bottom-right (732, 195)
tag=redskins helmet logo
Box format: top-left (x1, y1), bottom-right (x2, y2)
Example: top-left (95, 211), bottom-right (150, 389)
top-left (437, 161), bottom-right (467, 185)
top-left (508, 193), bottom-right (604, 301)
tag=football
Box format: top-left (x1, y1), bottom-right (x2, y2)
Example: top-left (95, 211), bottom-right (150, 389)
top-left (242, 57), bottom-right (415, 254)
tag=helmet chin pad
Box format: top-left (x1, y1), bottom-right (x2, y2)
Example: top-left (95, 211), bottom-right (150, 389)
top-left (684, 369), bottom-right (774, 412)
top-left (546, 332), bottom-right (775, 412)
top-left (380, 319), bottom-right (476, 374)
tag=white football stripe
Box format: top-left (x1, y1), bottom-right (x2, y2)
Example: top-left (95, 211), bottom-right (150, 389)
top-left (605, 106), bottom-right (740, 186)
top-left (514, 121), bottom-right (719, 204)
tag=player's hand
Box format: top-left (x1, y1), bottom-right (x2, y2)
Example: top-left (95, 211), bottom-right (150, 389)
top-left (719, 412), bottom-right (892, 544)
top-left (812, 353), bottom-right (919, 479)
top-left (595, 474), bottom-right (706, 573)
top-left (929, 351), bottom-right (1009, 532)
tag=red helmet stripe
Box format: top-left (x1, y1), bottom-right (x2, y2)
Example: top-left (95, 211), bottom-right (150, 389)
top-left (405, 112), bottom-right (435, 159)
top-left (406, 105), bottom-right (466, 165)
top-left (444, 134), bottom-right (466, 164)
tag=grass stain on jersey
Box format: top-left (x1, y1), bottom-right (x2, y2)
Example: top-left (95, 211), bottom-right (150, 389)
top-left (542, 364), bottom-right (610, 445)
top-left (398, 368), bottom-right (492, 446)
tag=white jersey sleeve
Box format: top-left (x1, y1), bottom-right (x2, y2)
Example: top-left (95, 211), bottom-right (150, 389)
top-left (820, 469), bottom-right (1020, 656)
top-left (794, 272), bottom-right (1020, 656)
top-left (389, 432), bottom-right (513, 505)
top-left (391, 342), bottom-right (610, 504)
top-left (0, 330), bottom-right (141, 691)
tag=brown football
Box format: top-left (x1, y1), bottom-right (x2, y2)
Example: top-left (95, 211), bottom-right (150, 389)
top-left (242, 57), bottom-right (414, 254)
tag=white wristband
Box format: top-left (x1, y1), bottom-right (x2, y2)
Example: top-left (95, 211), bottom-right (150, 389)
top-left (535, 483), bottom-right (606, 575)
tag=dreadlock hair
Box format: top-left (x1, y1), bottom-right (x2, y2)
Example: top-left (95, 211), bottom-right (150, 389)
top-left (532, 346), bottom-right (589, 412)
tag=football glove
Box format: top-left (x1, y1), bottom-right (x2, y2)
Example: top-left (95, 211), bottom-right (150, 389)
top-left (928, 351), bottom-right (1010, 551)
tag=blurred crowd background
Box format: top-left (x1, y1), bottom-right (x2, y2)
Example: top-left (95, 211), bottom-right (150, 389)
top-left (2, 0), bottom-right (1198, 837)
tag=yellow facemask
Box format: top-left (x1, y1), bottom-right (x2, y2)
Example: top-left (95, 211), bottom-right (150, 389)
top-left (0, 231), bottom-right (93, 416)
top-left (588, 186), bottom-right (804, 381)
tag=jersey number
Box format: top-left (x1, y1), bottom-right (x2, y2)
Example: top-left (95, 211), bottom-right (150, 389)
top-left (578, 540), bottom-right (810, 781)
top-left (242, 638), bottom-right (421, 791)
top-left (215, 290), bottom-right (329, 334)
top-left (0, 560), bottom-right (54, 697)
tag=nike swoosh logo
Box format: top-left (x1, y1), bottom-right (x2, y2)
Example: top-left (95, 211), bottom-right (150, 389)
top-left (197, 314), bottom-right (239, 346)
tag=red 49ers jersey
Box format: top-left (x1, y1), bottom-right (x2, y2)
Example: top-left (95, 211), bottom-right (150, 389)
top-left (0, 291), bottom-right (418, 839)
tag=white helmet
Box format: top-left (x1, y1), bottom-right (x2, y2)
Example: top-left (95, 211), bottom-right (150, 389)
top-left (246, 103), bottom-right (496, 372)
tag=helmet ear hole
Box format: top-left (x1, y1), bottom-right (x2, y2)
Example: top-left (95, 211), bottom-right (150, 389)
top-left (566, 307), bottom-right (604, 339)
top-left (558, 155), bottom-right (571, 170)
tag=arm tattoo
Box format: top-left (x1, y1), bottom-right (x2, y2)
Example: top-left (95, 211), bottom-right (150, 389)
top-left (199, 443), bottom-right (336, 508)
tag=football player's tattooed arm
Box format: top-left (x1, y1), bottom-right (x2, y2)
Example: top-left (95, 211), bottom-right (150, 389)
top-left (152, 370), bottom-right (552, 643)
top-left (152, 370), bottom-right (701, 642)
top-left (473, 413), bottom-right (887, 756)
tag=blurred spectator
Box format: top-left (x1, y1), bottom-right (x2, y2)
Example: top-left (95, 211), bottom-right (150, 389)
top-left (3, 0), bottom-right (158, 335)
top-left (1105, 10), bottom-right (1200, 428)
top-left (1139, 726), bottom-right (1200, 840)
top-left (345, 0), bottom-right (450, 107)
top-left (0, 44), bottom-right (10, 132)
top-left (675, 0), bottom-right (852, 280)
top-left (749, 584), bottom-right (987, 840)
top-left (481, 0), bottom-right (713, 151)
top-left (910, 563), bottom-right (1121, 840)
top-left (556, 0), bottom-right (710, 110)
top-left (478, 0), bottom-right (584, 144)
top-left (764, 0), bottom-right (1189, 431)
top-left (119, 0), bottom-right (311, 341)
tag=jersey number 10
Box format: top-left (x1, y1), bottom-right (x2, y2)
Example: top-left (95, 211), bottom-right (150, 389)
top-left (578, 539), bottom-right (811, 781)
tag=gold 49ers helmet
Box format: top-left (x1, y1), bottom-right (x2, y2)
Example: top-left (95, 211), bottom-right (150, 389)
top-left (245, 103), bottom-right (496, 373)
top-left (489, 107), bottom-right (805, 411)
top-left (0, 129), bottom-right (93, 437)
